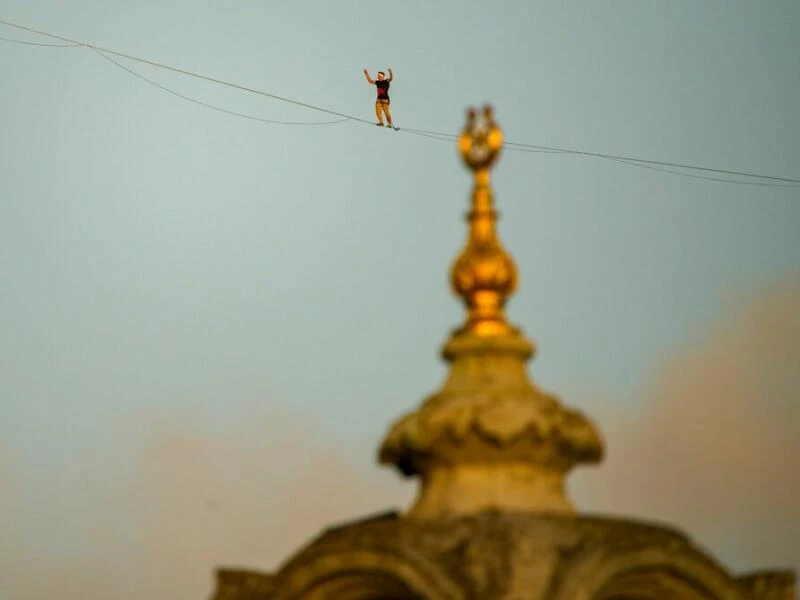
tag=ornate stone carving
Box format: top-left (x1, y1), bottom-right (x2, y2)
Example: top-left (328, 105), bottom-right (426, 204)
top-left (379, 107), bottom-right (602, 519)
top-left (215, 512), bottom-right (789, 599)
top-left (208, 104), bottom-right (796, 600)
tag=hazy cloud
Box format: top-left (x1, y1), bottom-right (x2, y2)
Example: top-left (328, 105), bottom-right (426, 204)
top-left (0, 407), bottom-right (410, 600)
top-left (1, 278), bottom-right (797, 599)
top-left (573, 276), bottom-right (800, 576)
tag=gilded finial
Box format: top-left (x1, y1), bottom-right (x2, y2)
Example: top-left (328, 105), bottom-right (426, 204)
top-left (451, 105), bottom-right (518, 337)
top-left (458, 105), bottom-right (503, 171)
top-left (379, 105), bottom-right (604, 518)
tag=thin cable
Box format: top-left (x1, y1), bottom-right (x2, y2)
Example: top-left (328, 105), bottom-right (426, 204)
top-left (501, 145), bottom-right (573, 156)
top-left (2, 18), bottom-right (798, 186)
top-left (0, 18), bottom-right (371, 125)
top-left (0, 35), bottom-right (81, 47)
top-left (605, 157), bottom-right (800, 187)
top-left (402, 126), bottom-right (580, 155)
top-left (402, 127), bottom-right (459, 141)
top-left (403, 129), bottom-right (567, 155)
top-left (402, 129), bottom-right (460, 144)
top-left (505, 141), bottom-right (800, 184)
top-left (405, 126), bottom-right (800, 184)
top-left (93, 48), bottom-right (350, 126)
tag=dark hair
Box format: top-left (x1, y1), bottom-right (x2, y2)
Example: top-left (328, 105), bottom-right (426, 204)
top-left (378, 71), bottom-right (385, 76)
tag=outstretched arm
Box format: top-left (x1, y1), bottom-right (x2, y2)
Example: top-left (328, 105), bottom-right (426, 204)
top-left (387, 68), bottom-right (393, 82)
top-left (363, 69), bottom-right (375, 84)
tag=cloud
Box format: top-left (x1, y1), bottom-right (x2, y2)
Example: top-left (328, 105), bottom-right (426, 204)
top-left (0, 407), bottom-right (411, 600)
top-left (572, 275), bottom-right (800, 576)
top-left (1, 277), bottom-right (797, 599)
top-left (132, 408), bottom-right (411, 599)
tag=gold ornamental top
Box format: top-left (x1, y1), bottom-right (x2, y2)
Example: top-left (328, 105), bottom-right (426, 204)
top-left (451, 105), bottom-right (518, 337)
top-left (379, 106), bottom-right (603, 520)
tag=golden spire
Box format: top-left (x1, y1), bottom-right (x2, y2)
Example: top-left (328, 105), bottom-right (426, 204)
top-left (451, 105), bottom-right (518, 337)
top-left (379, 106), bottom-right (603, 520)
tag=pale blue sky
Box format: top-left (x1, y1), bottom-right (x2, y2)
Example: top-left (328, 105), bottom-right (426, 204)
top-left (1, 1), bottom-right (799, 598)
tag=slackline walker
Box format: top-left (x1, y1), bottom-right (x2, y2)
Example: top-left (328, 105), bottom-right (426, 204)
top-left (2, 19), bottom-right (799, 186)
top-left (364, 68), bottom-right (399, 130)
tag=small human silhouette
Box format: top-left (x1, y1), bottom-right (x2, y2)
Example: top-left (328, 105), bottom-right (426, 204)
top-left (363, 68), bottom-right (396, 129)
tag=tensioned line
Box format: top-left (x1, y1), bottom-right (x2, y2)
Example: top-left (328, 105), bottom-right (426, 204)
top-left (2, 18), bottom-right (799, 187)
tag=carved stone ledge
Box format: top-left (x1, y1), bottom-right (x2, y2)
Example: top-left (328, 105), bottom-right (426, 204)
top-left (208, 512), bottom-right (778, 600)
